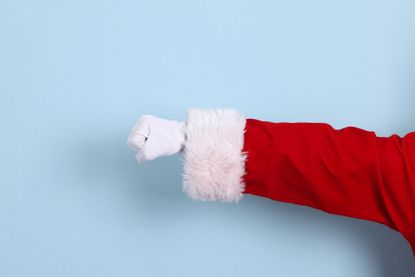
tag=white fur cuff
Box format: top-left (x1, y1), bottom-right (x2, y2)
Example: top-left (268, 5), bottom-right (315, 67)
top-left (182, 108), bottom-right (247, 202)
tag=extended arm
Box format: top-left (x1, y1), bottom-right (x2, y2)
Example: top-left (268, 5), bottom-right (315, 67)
top-left (127, 108), bottom-right (415, 255)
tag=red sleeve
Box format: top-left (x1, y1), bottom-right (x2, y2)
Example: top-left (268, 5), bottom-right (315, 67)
top-left (182, 109), bottom-right (415, 255)
top-left (242, 118), bottom-right (415, 255)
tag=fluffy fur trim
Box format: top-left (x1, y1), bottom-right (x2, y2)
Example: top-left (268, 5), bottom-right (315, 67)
top-left (182, 108), bottom-right (247, 202)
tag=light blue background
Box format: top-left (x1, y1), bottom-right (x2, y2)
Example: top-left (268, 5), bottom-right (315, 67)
top-left (2, 0), bottom-right (415, 276)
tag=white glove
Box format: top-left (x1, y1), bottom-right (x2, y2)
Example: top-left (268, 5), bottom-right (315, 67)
top-left (127, 115), bottom-right (186, 162)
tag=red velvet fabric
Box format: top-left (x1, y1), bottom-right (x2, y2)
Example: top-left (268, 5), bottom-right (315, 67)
top-left (242, 118), bottom-right (415, 255)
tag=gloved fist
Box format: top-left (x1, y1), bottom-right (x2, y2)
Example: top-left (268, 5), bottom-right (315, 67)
top-left (127, 115), bottom-right (186, 162)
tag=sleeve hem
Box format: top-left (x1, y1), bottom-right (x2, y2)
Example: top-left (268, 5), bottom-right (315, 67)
top-left (182, 108), bottom-right (247, 202)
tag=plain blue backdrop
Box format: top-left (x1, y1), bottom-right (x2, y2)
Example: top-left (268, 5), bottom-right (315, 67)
top-left (2, 0), bottom-right (415, 276)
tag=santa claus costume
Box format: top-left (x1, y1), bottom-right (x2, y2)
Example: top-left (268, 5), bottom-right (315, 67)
top-left (127, 108), bottom-right (415, 256)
